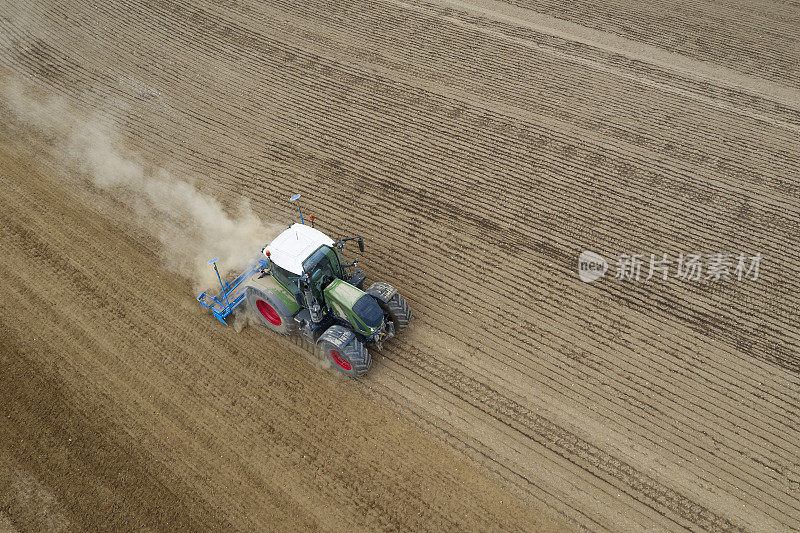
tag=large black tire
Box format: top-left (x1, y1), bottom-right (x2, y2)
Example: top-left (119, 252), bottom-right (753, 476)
top-left (367, 282), bottom-right (412, 332)
top-left (244, 286), bottom-right (295, 335)
top-left (317, 325), bottom-right (371, 378)
top-left (380, 292), bottom-right (412, 332)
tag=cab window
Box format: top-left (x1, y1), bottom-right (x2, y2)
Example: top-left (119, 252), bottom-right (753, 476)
top-left (272, 264), bottom-right (300, 296)
top-left (302, 245), bottom-right (344, 279)
top-left (303, 245), bottom-right (344, 303)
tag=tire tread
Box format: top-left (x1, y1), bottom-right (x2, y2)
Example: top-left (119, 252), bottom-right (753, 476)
top-left (383, 293), bottom-right (412, 331)
top-left (318, 325), bottom-right (371, 378)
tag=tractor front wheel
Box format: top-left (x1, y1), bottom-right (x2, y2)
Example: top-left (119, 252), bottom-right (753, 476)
top-left (378, 292), bottom-right (413, 332)
top-left (317, 325), bottom-right (371, 378)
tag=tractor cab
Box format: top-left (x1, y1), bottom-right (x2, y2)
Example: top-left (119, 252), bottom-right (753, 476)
top-left (265, 223), bottom-right (336, 277)
top-left (265, 222), bottom-right (368, 309)
top-left (263, 223), bottom-right (349, 307)
top-left (302, 245), bottom-right (345, 305)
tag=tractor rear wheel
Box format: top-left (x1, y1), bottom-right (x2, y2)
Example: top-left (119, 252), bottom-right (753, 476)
top-left (378, 292), bottom-right (412, 332)
top-left (317, 325), bottom-right (371, 378)
top-left (245, 286), bottom-right (295, 335)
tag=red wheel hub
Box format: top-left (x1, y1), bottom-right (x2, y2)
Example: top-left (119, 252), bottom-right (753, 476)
top-left (330, 350), bottom-right (351, 371)
top-left (256, 299), bottom-right (281, 326)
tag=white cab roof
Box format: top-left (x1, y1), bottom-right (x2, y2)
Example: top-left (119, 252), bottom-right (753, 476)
top-left (264, 223), bottom-right (335, 275)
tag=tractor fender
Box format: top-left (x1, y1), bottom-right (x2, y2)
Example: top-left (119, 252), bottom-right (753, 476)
top-left (365, 281), bottom-right (398, 303)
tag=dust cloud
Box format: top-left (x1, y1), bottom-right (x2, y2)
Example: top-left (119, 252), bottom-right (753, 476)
top-left (0, 75), bottom-right (279, 290)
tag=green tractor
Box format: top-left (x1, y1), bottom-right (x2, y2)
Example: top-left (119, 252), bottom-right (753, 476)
top-left (197, 195), bottom-right (412, 377)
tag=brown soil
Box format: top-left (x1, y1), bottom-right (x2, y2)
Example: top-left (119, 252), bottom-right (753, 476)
top-left (1, 0), bottom-right (799, 530)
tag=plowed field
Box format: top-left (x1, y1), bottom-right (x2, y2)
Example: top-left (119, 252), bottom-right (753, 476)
top-left (1, 0), bottom-right (798, 531)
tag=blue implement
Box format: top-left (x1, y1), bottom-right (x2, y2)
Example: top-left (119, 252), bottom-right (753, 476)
top-left (196, 258), bottom-right (269, 325)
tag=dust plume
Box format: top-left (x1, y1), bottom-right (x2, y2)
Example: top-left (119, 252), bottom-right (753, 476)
top-left (0, 76), bottom-right (279, 290)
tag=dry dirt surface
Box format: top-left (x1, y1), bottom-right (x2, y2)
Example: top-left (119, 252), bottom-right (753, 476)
top-left (1, 0), bottom-right (799, 531)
